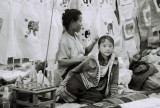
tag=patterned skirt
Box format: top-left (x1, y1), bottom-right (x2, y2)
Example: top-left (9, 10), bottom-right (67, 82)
top-left (59, 74), bottom-right (103, 103)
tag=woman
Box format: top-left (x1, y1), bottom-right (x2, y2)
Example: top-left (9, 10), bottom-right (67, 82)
top-left (56, 9), bottom-right (98, 79)
top-left (56, 36), bottom-right (119, 103)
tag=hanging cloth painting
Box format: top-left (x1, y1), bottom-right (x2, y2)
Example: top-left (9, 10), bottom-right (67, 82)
top-left (119, 0), bottom-right (135, 40)
top-left (29, 0), bottom-right (52, 10)
top-left (142, 4), bottom-right (151, 27)
top-left (0, 0), bottom-right (10, 64)
top-left (7, 0), bottom-right (23, 58)
top-left (55, 0), bottom-right (73, 15)
top-left (149, 0), bottom-right (160, 27)
top-left (47, 9), bottom-right (63, 61)
top-left (94, 0), bottom-right (121, 38)
top-left (137, 0), bottom-right (151, 42)
top-left (94, 5), bottom-right (115, 36)
top-left (54, 0), bottom-right (73, 33)
top-left (72, 0), bottom-right (97, 47)
top-left (137, 0), bottom-right (151, 27)
top-left (148, 26), bottom-right (160, 48)
top-left (32, 0), bottom-right (53, 61)
top-left (30, 0), bottom-right (63, 61)
top-left (15, 1), bottom-right (43, 61)
top-left (123, 18), bottom-right (135, 40)
top-left (119, 0), bottom-right (140, 56)
top-left (42, 0), bottom-right (65, 61)
top-left (94, 0), bottom-right (122, 52)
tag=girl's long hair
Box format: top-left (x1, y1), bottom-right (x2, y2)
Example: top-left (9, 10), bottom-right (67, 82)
top-left (98, 35), bottom-right (114, 65)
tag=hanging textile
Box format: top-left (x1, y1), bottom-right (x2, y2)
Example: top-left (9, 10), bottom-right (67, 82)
top-left (148, 0), bottom-right (160, 48)
top-left (47, 9), bottom-right (63, 61)
top-left (7, 0), bottom-right (22, 58)
top-left (137, 0), bottom-right (160, 48)
top-left (95, 1), bottom-right (115, 37)
top-left (42, 0), bottom-right (65, 61)
top-left (123, 18), bottom-right (135, 40)
top-left (0, 0), bottom-right (11, 64)
top-left (95, 0), bottom-right (121, 37)
top-left (148, 26), bottom-right (160, 48)
top-left (54, 0), bottom-right (73, 34)
top-left (119, 0), bottom-right (140, 56)
top-left (71, 0), bottom-right (97, 47)
top-left (55, 0), bottom-right (73, 15)
top-left (137, 0), bottom-right (152, 42)
top-left (119, 0), bottom-right (135, 40)
top-left (150, 0), bottom-right (160, 27)
top-left (7, 0), bottom-right (55, 61)
top-left (32, 0), bottom-right (52, 61)
top-left (93, 0), bottom-right (122, 53)
top-left (14, 0), bottom-right (43, 61)
top-left (29, 0), bottom-right (52, 10)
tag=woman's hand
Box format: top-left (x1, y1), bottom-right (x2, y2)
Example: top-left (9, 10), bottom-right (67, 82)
top-left (85, 36), bottom-right (99, 55)
top-left (92, 36), bottom-right (99, 45)
top-left (78, 56), bottom-right (88, 62)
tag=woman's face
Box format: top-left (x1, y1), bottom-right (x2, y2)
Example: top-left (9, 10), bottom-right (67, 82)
top-left (72, 15), bottom-right (82, 33)
top-left (99, 39), bottom-right (114, 57)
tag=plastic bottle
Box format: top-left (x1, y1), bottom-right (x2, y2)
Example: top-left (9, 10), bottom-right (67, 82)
top-left (2, 87), bottom-right (10, 108)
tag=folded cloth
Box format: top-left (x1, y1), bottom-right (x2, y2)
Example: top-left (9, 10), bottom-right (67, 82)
top-left (129, 63), bottom-right (158, 90)
top-left (102, 94), bottom-right (148, 107)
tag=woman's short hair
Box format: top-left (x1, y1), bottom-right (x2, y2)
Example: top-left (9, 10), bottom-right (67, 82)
top-left (62, 9), bottom-right (82, 30)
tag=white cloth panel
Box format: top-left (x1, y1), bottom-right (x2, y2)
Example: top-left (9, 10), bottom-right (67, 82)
top-left (0, 0), bottom-right (10, 64)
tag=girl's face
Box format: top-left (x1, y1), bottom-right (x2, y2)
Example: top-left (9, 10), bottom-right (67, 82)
top-left (72, 15), bottom-right (82, 32)
top-left (99, 39), bottom-right (114, 57)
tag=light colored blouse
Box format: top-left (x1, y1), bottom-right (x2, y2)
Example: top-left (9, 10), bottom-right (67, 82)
top-left (100, 64), bottom-right (109, 77)
top-left (56, 31), bottom-right (85, 76)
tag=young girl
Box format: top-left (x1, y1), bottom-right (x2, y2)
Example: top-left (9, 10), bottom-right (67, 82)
top-left (56, 35), bottom-right (119, 103)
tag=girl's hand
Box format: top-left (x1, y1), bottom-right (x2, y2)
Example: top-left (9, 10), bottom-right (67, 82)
top-left (56, 86), bottom-right (64, 95)
top-left (55, 85), bottom-right (64, 101)
top-left (111, 90), bottom-right (118, 98)
top-left (111, 93), bottom-right (118, 98)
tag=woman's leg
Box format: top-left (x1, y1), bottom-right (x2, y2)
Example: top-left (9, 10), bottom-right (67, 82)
top-left (66, 74), bottom-right (87, 99)
top-left (66, 74), bottom-right (103, 103)
top-left (62, 63), bottom-right (80, 79)
top-left (80, 88), bottom-right (103, 103)
top-left (58, 74), bottom-right (86, 102)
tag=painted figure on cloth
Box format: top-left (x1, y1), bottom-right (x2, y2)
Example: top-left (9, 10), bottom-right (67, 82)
top-left (107, 22), bottom-right (114, 35)
top-left (125, 23), bottom-right (134, 35)
top-left (27, 21), bottom-right (39, 36)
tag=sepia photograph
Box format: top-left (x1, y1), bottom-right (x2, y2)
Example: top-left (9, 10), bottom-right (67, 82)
top-left (0, 0), bottom-right (160, 108)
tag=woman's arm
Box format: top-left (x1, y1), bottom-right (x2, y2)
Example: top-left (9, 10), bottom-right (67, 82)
top-left (57, 37), bottom-right (88, 67)
top-left (85, 37), bottom-right (99, 55)
top-left (60, 58), bottom-right (90, 86)
top-left (58, 56), bottom-right (87, 67)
